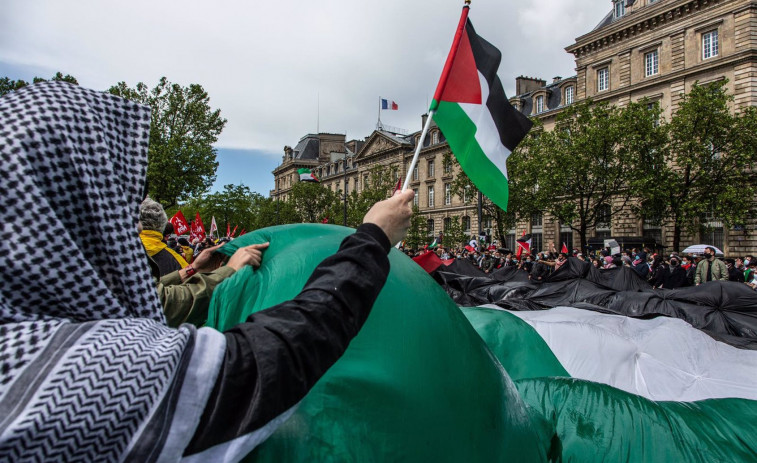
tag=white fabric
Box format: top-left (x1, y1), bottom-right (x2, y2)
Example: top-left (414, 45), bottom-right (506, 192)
top-left (458, 71), bottom-right (510, 180)
top-left (181, 404), bottom-right (298, 463)
top-left (496, 305), bottom-right (757, 402)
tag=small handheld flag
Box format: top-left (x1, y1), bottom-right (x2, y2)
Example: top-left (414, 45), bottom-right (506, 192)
top-left (169, 211), bottom-right (190, 236)
top-left (210, 216), bottom-right (218, 237)
top-left (298, 168), bottom-right (319, 183)
top-left (516, 231), bottom-right (532, 259)
top-left (425, 5), bottom-right (533, 211)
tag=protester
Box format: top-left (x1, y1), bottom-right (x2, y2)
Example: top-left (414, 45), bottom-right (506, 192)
top-left (725, 258), bottom-right (744, 282)
top-left (140, 197), bottom-right (189, 276)
top-left (695, 246), bottom-right (728, 285)
top-left (0, 82), bottom-right (415, 461)
top-left (662, 256), bottom-right (688, 289)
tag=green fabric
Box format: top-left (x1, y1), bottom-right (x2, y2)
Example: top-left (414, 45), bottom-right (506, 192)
top-left (432, 99), bottom-right (510, 210)
top-left (460, 306), bottom-right (569, 380)
top-left (209, 224), bottom-right (757, 462)
top-left (208, 224), bottom-right (545, 462)
top-left (516, 377), bottom-right (757, 463)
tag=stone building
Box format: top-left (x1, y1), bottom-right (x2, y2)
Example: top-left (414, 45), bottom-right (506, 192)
top-left (273, 0), bottom-right (757, 255)
top-left (271, 117), bottom-right (481, 242)
top-left (508, 0), bottom-right (757, 256)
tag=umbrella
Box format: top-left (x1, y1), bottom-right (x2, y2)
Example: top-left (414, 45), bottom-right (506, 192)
top-left (682, 244), bottom-right (724, 255)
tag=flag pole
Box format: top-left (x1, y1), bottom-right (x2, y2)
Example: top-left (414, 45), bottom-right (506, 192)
top-left (402, 0), bottom-right (471, 192)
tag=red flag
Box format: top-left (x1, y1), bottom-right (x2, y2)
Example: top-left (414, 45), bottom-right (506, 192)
top-left (561, 242), bottom-right (569, 254)
top-left (393, 177), bottom-right (402, 194)
top-left (231, 225), bottom-right (238, 237)
top-left (239, 229), bottom-right (246, 236)
top-left (412, 250), bottom-right (443, 273)
top-left (321, 216), bottom-right (329, 224)
top-left (169, 211), bottom-right (190, 236)
top-left (194, 213), bottom-right (205, 237)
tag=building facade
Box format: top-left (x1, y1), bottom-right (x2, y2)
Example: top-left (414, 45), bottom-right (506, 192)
top-left (271, 117), bottom-right (482, 242)
top-left (273, 0), bottom-right (757, 255)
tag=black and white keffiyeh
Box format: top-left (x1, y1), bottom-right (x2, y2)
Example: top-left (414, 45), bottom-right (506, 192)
top-left (0, 82), bottom-right (225, 461)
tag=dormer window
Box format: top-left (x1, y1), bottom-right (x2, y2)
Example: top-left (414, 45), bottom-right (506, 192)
top-left (614, 0), bottom-right (625, 19)
top-left (535, 95), bottom-right (545, 113)
top-left (564, 86), bottom-right (574, 105)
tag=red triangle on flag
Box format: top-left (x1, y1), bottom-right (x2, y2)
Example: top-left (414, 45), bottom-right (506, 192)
top-left (437, 26), bottom-right (482, 105)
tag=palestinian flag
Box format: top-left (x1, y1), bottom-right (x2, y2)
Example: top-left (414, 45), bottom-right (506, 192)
top-left (516, 232), bottom-right (531, 258)
top-left (298, 168), bottom-right (319, 182)
top-left (431, 12), bottom-right (532, 211)
top-left (207, 224), bottom-right (757, 462)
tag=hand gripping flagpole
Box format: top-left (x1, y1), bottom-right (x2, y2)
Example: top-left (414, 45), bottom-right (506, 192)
top-left (401, 0), bottom-right (471, 193)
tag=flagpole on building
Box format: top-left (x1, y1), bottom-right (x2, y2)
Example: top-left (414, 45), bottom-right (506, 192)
top-left (377, 96), bottom-right (382, 130)
top-left (402, 0), bottom-right (471, 192)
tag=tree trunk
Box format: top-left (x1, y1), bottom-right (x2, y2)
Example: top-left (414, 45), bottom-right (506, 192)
top-left (579, 223), bottom-right (588, 255)
top-left (673, 222), bottom-right (682, 253)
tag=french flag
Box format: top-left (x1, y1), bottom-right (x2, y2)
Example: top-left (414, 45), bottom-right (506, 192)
top-left (381, 98), bottom-right (399, 110)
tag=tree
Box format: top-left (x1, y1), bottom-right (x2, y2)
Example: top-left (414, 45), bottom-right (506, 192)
top-left (442, 216), bottom-right (467, 250)
top-left (405, 206), bottom-right (428, 250)
top-left (288, 181), bottom-right (340, 223)
top-left (341, 165), bottom-right (398, 227)
top-left (108, 78), bottom-right (227, 208)
top-left (638, 80), bottom-right (757, 251)
top-left (1, 72), bottom-right (78, 96)
top-left (445, 148), bottom-right (537, 244)
top-left (516, 99), bottom-right (661, 252)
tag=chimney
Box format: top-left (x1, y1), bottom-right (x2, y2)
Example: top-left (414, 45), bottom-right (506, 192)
top-left (515, 76), bottom-right (547, 95)
top-left (283, 145), bottom-right (293, 161)
top-left (553, 76), bottom-right (562, 83)
top-left (421, 113), bottom-right (428, 129)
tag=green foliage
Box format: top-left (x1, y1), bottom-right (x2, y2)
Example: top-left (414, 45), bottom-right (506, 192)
top-left (289, 181), bottom-right (340, 223)
top-left (442, 216), bottom-right (467, 249)
top-left (108, 77), bottom-right (227, 208)
top-left (1, 72), bottom-right (78, 96)
top-left (515, 99), bottom-right (663, 251)
top-left (342, 165), bottom-right (398, 227)
top-left (446, 150), bottom-right (529, 242)
top-left (637, 80), bottom-right (757, 251)
top-left (405, 206), bottom-right (428, 250)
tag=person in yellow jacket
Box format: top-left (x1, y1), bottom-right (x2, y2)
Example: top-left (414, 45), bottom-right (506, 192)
top-left (178, 237), bottom-right (195, 264)
top-left (139, 197), bottom-right (188, 276)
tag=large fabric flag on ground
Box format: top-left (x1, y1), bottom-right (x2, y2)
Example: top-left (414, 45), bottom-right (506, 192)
top-left (431, 11), bottom-right (533, 211)
top-left (205, 224), bottom-right (757, 462)
top-left (297, 168), bottom-right (319, 182)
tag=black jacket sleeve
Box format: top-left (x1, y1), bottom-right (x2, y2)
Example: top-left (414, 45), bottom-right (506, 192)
top-left (184, 223), bottom-right (392, 455)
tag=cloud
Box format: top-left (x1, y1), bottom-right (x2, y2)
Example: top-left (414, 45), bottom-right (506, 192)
top-left (1, 0), bottom-right (609, 153)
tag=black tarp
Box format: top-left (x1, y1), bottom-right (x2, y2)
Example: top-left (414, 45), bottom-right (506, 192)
top-left (431, 257), bottom-right (757, 349)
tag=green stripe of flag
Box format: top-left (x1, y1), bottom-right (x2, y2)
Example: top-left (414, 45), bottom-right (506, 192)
top-left (433, 99), bottom-right (510, 209)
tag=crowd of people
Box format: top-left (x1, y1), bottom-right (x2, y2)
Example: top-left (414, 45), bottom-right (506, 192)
top-left (404, 240), bottom-right (757, 290)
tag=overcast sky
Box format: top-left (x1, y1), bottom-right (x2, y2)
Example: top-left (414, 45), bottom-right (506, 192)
top-left (1, 0), bottom-right (611, 195)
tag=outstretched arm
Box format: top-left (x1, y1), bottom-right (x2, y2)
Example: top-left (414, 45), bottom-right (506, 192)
top-left (184, 190), bottom-right (415, 457)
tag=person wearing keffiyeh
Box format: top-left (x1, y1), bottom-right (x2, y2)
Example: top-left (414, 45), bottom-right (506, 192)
top-left (0, 81), bottom-right (414, 462)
